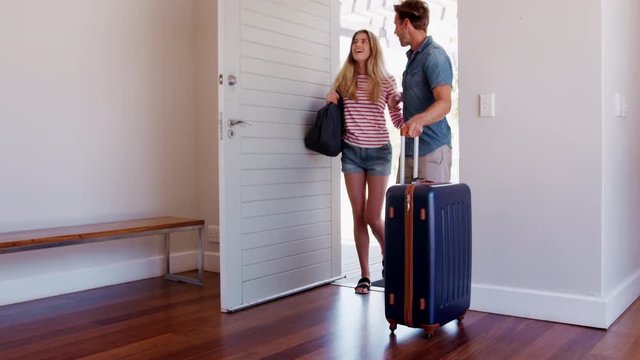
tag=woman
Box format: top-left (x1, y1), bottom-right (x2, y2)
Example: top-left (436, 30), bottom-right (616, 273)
top-left (326, 29), bottom-right (403, 294)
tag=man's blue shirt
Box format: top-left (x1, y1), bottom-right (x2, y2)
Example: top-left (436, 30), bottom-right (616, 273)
top-left (402, 36), bottom-right (453, 156)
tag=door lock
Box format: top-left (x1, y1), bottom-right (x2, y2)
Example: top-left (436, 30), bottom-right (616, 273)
top-left (227, 74), bottom-right (237, 86)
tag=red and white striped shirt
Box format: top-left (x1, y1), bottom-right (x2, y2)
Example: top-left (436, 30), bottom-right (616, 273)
top-left (343, 75), bottom-right (403, 148)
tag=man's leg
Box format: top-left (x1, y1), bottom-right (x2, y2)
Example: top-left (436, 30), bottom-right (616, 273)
top-left (397, 145), bottom-right (452, 183)
top-left (418, 145), bottom-right (452, 182)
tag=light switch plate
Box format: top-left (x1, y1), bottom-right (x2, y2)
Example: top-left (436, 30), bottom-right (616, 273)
top-left (615, 93), bottom-right (623, 117)
top-left (480, 93), bottom-right (495, 117)
top-left (615, 93), bottom-right (627, 118)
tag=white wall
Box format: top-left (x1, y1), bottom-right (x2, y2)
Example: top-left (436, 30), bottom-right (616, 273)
top-left (601, 0), bottom-right (640, 325)
top-left (0, 0), bottom-right (209, 305)
top-left (459, 0), bottom-right (640, 328)
top-left (194, 0), bottom-right (220, 270)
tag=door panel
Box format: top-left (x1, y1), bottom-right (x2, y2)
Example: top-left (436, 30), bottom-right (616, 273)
top-left (219, 0), bottom-right (340, 311)
top-left (242, 222), bottom-right (330, 250)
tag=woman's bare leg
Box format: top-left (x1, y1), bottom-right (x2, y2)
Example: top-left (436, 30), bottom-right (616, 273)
top-left (344, 172), bottom-right (370, 286)
top-left (365, 175), bottom-right (389, 257)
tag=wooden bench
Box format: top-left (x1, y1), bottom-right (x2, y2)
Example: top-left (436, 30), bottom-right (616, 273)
top-left (0, 216), bottom-right (205, 285)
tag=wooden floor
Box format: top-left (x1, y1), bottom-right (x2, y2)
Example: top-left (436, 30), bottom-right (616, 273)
top-left (0, 272), bottom-right (638, 359)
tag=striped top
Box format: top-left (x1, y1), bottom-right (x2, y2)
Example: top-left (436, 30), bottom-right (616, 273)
top-left (343, 75), bottom-right (403, 148)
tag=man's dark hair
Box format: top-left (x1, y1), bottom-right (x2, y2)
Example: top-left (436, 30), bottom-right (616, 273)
top-left (394, 0), bottom-right (430, 31)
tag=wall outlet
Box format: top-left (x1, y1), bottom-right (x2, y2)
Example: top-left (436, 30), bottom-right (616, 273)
top-left (479, 93), bottom-right (495, 118)
top-left (207, 225), bottom-right (219, 243)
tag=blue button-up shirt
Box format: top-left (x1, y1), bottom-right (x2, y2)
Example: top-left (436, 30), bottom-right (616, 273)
top-left (402, 36), bottom-right (453, 156)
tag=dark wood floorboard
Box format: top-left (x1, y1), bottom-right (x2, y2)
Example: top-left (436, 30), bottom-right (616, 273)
top-left (0, 272), bottom-right (638, 360)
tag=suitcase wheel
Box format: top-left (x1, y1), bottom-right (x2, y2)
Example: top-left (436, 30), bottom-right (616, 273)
top-left (457, 310), bottom-right (467, 323)
top-left (422, 324), bottom-right (440, 338)
top-left (388, 320), bottom-right (397, 334)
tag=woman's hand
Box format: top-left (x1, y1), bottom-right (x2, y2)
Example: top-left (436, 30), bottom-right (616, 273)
top-left (325, 91), bottom-right (339, 104)
top-left (388, 93), bottom-right (402, 111)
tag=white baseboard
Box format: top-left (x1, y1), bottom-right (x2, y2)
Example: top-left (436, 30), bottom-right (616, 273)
top-left (0, 251), bottom-right (207, 307)
top-left (471, 283), bottom-right (607, 328)
top-left (205, 251), bottom-right (220, 272)
top-left (605, 269), bottom-right (640, 327)
top-left (471, 269), bottom-right (640, 329)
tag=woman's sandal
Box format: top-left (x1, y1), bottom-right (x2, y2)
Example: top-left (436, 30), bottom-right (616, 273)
top-left (355, 277), bottom-right (371, 294)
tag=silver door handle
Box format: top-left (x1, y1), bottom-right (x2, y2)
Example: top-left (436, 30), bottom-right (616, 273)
top-left (228, 119), bottom-right (254, 127)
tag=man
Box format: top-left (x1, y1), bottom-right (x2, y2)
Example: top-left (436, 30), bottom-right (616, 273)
top-left (392, 0), bottom-right (453, 182)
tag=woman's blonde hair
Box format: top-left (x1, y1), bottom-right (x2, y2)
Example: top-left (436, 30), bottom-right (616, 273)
top-left (332, 30), bottom-right (388, 102)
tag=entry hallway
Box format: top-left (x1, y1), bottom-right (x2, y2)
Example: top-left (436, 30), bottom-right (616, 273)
top-left (0, 272), bottom-right (638, 359)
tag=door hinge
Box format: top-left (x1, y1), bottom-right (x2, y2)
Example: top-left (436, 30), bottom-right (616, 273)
top-left (219, 112), bottom-right (224, 141)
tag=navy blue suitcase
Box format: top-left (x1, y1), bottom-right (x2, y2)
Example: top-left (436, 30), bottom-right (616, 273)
top-left (384, 138), bottom-right (472, 337)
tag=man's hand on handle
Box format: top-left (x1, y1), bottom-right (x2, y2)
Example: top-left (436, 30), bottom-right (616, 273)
top-left (401, 120), bottom-right (423, 138)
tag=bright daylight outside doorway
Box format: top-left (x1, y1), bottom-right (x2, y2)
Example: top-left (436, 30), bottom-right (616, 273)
top-left (333, 0), bottom-right (459, 289)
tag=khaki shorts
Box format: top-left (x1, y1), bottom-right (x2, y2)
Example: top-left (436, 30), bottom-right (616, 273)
top-left (397, 145), bottom-right (452, 183)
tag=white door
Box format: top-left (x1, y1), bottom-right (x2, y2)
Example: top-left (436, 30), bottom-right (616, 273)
top-left (218, 0), bottom-right (341, 312)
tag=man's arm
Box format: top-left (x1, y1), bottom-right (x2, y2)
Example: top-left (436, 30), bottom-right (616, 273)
top-left (400, 85), bottom-right (452, 137)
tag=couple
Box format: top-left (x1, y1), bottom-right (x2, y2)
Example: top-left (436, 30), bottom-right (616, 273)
top-left (325, 0), bottom-right (453, 294)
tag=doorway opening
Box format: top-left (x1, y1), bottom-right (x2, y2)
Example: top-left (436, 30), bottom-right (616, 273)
top-left (334, 0), bottom-right (459, 288)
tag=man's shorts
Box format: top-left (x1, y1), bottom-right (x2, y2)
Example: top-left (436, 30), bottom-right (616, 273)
top-left (398, 145), bottom-right (452, 183)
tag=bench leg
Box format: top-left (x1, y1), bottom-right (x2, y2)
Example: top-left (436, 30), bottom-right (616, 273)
top-left (164, 233), bottom-right (171, 275)
top-left (163, 229), bottom-right (204, 286)
top-left (198, 226), bottom-right (204, 283)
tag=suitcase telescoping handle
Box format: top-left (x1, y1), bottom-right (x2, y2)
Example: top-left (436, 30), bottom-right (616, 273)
top-left (399, 136), bottom-right (420, 185)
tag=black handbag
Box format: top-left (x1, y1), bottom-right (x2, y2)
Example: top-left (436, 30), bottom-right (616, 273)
top-left (304, 95), bottom-right (344, 157)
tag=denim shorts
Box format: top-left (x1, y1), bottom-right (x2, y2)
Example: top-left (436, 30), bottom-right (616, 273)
top-left (341, 142), bottom-right (392, 176)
